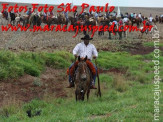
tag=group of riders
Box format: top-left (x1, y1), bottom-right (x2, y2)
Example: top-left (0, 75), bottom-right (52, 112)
top-left (1, 7), bottom-right (163, 26)
top-left (1, 8), bottom-right (162, 41)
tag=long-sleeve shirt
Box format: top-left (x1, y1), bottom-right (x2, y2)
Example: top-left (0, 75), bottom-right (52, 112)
top-left (73, 42), bottom-right (98, 60)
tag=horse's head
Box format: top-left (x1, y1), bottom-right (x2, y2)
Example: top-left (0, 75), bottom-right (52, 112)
top-left (75, 56), bottom-right (91, 101)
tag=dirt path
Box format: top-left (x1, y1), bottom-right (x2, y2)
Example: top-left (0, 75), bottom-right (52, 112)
top-left (0, 67), bottom-right (68, 107)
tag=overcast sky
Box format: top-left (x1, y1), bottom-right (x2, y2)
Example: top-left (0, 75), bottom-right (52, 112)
top-left (0, 0), bottom-right (163, 7)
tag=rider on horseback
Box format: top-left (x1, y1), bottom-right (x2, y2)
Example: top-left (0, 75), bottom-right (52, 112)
top-left (26, 8), bottom-right (32, 16)
top-left (67, 34), bottom-right (98, 89)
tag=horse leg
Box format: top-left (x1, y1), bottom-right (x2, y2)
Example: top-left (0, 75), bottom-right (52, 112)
top-left (119, 31), bottom-right (122, 40)
top-left (98, 31), bottom-right (100, 36)
top-left (114, 31), bottom-right (117, 40)
top-left (108, 32), bottom-right (111, 39)
top-left (75, 90), bottom-right (78, 101)
top-left (87, 89), bottom-right (90, 101)
top-left (102, 31), bottom-right (104, 35)
top-left (83, 30), bottom-right (86, 35)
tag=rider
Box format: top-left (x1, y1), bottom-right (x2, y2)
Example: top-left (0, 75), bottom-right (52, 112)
top-left (94, 12), bottom-right (99, 21)
top-left (2, 10), bottom-right (8, 20)
top-left (63, 10), bottom-right (69, 21)
top-left (67, 34), bottom-right (98, 89)
top-left (130, 13), bottom-right (134, 18)
top-left (26, 8), bottom-right (32, 16)
top-left (149, 14), bottom-right (153, 24)
top-left (113, 19), bottom-right (118, 27)
top-left (74, 10), bottom-right (78, 18)
top-left (133, 13), bottom-right (137, 18)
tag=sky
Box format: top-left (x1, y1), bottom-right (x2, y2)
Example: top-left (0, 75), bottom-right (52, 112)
top-left (0, 0), bottom-right (163, 7)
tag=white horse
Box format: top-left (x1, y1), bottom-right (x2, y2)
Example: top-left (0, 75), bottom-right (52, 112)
top-left (15, 13), bottom-right (21, 25)
top-left (139, 24), bottom-right (158, 39)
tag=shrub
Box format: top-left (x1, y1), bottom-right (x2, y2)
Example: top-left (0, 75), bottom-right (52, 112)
top-left (23, 99), bottom-right (47, 117)
top-left (33, 78), bottom-right (42, 87)
top-left (8, 65), bottom-right (24, 78)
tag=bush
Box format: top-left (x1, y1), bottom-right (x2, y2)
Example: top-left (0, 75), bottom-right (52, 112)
top-left (23, 99), bottom-right (47, 117)
top-left (8, 65), bottom-right (24, 78)
top-left (33, 78), bottom-right (42, 87)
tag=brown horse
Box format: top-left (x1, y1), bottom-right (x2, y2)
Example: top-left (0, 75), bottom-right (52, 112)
top-left (130, 17), bottom-right (142, 27)
top-left (159, 16), bottom-right (163, 23)
top-left (57, 13), bottom-right (69, 26)
top-left (69, 16), bottom-right (77, 26)
top-left (75, 56), bottom-right (92, 101)
top-left (40, 15), bottom-right (57, 27)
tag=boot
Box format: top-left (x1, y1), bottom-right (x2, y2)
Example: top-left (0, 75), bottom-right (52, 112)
top-left (90, 85), bottom-right (97, 89)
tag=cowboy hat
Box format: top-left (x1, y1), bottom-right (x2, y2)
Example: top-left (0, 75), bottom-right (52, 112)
top-left (81, 34), bottom-right (93, 40)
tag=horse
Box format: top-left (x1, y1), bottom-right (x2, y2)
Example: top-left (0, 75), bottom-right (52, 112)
top-left (101, 19), bottom-right (124, 40)
top-left (130, 17), bottom-right (142, 27)
top-left (0, 11), bottom-right (9, 25)
top-left (28, 13), bottom-right (42, 27)
top-left (10, 12), bottom-right (16, 25)
top-left (57, 13), bottom-right (69, 26)
top-left (97, 16), bottom-right (105, 36)
top-left (159, 16), bottom-right (163, 23)
top-left (69, 16), bottom-right (77, 26)
top-left (74, 56), bottom-right (92, 101)
top-left (139, 24), bottom-right (157, 39)
top-left (15, 14), bottom-right (24, 25)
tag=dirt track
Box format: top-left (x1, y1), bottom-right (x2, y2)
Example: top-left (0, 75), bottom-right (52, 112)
top-left (0, 2), bottom-right (163, 53)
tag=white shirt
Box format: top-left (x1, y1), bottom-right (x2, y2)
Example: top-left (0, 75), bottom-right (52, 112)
top-left (73, 42), bottom-right (98, 60)
top-left (149, 17), bottom-right (153, 22)
top-left (95, 13), bottom-right (98, 18)
top-left (134, 14), bottom-right (137, 18)
top-left (123, 18), bottom-right (128, 23)
top-left (113, 20), bottom-right (118, 25)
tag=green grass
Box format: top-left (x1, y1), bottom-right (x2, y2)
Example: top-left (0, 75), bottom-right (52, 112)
top-left (0, 50), bottom-right (163, 121)
top-left (96, 51), bottom-right (163, 84)
top-left (0, 50), bottom-right (162, 82)
top-left (0, 50), bottom-right (74, 80)
top-left (0, 82), bottom-right (162, 122)
top-left (143, 41), bottom-right (163, 47)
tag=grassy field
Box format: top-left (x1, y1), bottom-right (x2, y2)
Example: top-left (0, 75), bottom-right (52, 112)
top-left (0, 44), bottom-right (162, 121)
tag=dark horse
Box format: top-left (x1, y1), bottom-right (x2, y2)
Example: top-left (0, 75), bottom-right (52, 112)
top-left (28, 14), bottom-right (41, 27)
top-left (10, 12), bottom-right (16, 25)
top-left (74, 56), bottom-right (92, 101)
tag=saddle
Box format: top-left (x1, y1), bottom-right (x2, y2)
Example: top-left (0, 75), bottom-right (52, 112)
top-left (67, 60), bottom-right (96, 78)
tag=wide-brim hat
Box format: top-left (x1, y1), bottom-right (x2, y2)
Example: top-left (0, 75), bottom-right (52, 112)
top-left (81, 34), bottom-right (93, 40)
